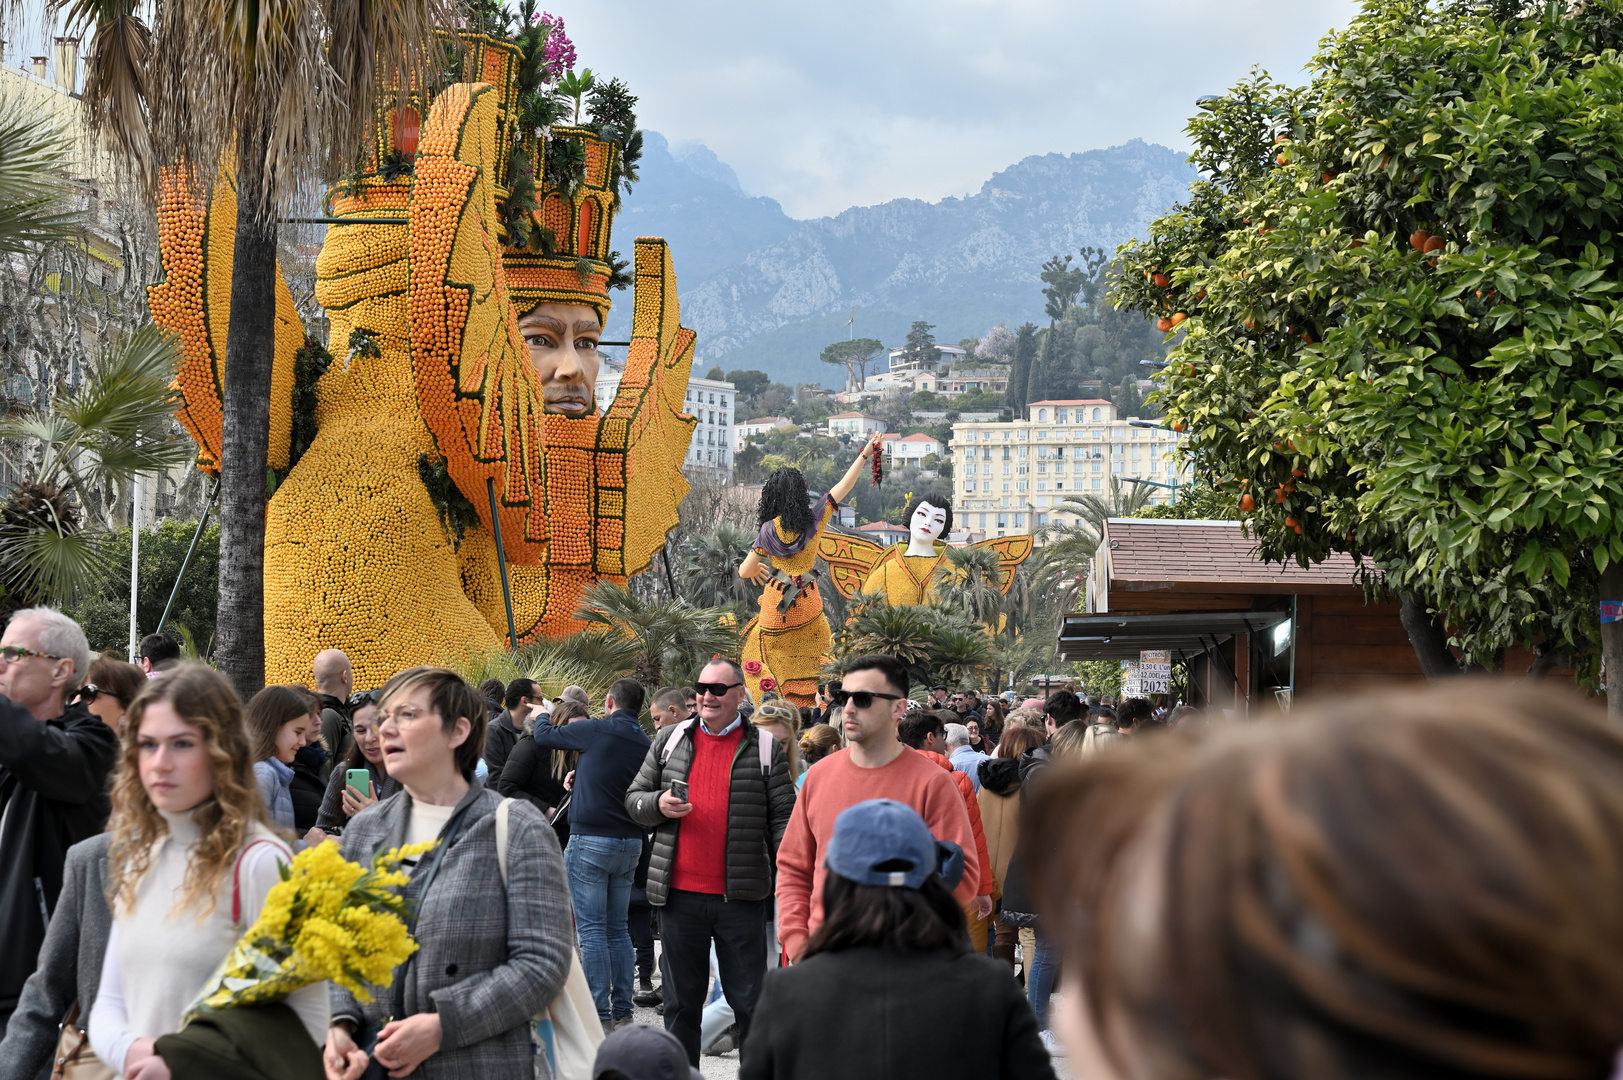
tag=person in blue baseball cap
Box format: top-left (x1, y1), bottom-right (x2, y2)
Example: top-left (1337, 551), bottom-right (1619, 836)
top-left (738, 799), bottom-right (1055, 1080)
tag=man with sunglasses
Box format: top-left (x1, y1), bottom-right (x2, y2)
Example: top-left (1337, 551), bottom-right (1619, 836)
top-left (774, 654), bottom-right (979, 967)
top-left (625, 659), bottom-right (797, 1065)
top-left (0, 607), bottom-right (116, 1041)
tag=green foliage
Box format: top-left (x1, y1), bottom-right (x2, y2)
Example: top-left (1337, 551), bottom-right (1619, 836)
top-left (830, 599), bottom-right (992, 691)
top-left (1006, 323), bottom-right (1039, 413)
top-left (899, 321), bottom-right (937, 368)
top-left (417, 454), bottom-right (481, 551)
top-left (677, 524), bottom-right (758, 611)
top-left (284, 336), bottom-right (333, 479)
top-left (726, 369), bottom-right (772, 402)
top-left (556, 68), bottom-right (595, 125)
top-left (819, 338), bottom-right (885, 389)
top-left (587, 77), bottom-right (638, 132)
top-left (442, 638), bottom-right (614, 706)
top-left (1074, 660), bottom-right (1122, 699)
top-left (1113, 0), bottom-right (1623, 676)
top-left (67, 518), bottom-right (222, 654)
top-left (574, 580), bottom-right (739, 686)
top-left (0, 90), bottom-right (81, 254)
top-left (1132, 483), bottom-right (1239, 521)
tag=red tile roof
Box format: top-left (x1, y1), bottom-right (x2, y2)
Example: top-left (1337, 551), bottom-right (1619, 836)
top-left (1029, 399), bottom-right (1112, 406)
top-left (1100, 519), bottom-right (1362, 596)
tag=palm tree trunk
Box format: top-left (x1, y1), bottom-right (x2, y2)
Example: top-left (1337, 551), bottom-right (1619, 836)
top-left (216, 122), bottom-right (278, 699)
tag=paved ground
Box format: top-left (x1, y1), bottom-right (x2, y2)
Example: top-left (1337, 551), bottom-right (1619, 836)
top-left (621, 946), bottom-right (1073, 1079)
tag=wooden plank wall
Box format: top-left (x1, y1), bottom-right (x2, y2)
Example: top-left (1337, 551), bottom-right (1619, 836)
top-left (1298, 594), bottom-right (1424, 696)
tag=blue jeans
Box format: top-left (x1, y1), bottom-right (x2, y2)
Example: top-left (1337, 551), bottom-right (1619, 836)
top-left (564, 834), bottom-right (642, 1021)
top-left (1027, 929), bottom-right (1059, 1029)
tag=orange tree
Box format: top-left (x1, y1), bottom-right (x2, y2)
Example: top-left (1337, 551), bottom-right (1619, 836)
top-left (1114, 0), bottom-right (1623, 708)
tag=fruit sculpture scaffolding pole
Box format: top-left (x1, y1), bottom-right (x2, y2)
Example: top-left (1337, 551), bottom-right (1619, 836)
top-left (149, 36), bottom-right (700, 686)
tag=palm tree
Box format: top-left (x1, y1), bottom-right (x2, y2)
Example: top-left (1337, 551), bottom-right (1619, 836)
top-left (928, 625), bottom-right (990, 689)
top-left (1054, 475), bottom-right (1152, 535)
top-left (680, 524), bottom-right (757, 609)
top-left (0, 325), bottom-right (188, 608)
top-left (940, 544), bottom-right (1004, 627)
top-left (63, 0), bottom-right (453, 696)
top-left (576, 581), bottom-right (738, 687)
top-left (0, 93), bottom-right (81, 254)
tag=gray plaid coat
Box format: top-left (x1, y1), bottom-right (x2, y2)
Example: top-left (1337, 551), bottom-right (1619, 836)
top-left (331, 780), bottom-right (574, 1080)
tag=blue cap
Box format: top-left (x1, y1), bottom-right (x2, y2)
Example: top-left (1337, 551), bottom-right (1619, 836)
top-left (825, 799), bottom-right (965, 891)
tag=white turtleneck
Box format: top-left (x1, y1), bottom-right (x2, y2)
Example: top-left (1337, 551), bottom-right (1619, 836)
top-left (88, 807), bottom-right (330, 1075)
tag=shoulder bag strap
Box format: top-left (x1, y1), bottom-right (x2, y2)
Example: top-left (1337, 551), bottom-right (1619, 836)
top-left (758, 729), bottom-right (774, 775)
top-left (659, 718), bottom-right (696, 765)
top-left (495, 798), bottom-right (512, 887)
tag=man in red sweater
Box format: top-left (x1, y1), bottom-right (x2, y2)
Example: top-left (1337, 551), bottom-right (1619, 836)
top-left (775, 654), bottom-right (979, 963)
top-left (624, 659), bottom-right (797, 1064)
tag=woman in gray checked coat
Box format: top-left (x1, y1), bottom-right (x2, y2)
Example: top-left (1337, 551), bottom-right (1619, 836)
top-left (323, 668), bottom-right (575, 1080)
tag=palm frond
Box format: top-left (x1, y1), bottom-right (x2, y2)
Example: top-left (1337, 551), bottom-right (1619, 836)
top-left (61, 0), bottom-right (154, 185)
top-left (0, 93), bottom-right (82, 253)
top-left (0, 521), bottom-right (120, 606)
top-left (58, 325), bottom-right (190, 482)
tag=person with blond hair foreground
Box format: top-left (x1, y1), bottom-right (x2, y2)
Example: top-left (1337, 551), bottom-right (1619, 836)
top-left (1029, 682), bottom-right (1623, 1080)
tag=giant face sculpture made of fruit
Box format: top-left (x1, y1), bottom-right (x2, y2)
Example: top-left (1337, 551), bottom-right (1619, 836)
top-left (149, 34), bottom-right (698, 685)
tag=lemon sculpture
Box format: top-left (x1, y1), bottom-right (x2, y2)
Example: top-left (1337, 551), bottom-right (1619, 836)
top-left (150, 35), bottom-right (697, 686)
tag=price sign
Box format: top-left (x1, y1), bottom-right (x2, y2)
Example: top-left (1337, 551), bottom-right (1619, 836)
top-left (1140, 650), bottom-right (1171, 694)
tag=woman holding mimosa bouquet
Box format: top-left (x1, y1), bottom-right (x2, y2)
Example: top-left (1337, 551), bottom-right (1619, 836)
top-left (88, 664), bottom-right (331, 1080)
top-left (323, 667), bottom-right (576, 1080)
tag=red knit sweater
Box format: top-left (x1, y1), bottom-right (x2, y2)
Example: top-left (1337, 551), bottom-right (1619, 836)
top-left (670, 724), bottom-right (743, 894)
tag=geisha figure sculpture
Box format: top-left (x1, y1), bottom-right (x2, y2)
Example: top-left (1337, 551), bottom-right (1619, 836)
top-left (737, 435), bottom-right (883, 704)
top-left (819, 498), bottom-right (1032, 608)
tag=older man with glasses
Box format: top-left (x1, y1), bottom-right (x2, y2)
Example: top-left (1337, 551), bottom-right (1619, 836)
top-left (773, 654), bottom-right (980, 969)
top-left (0, 607), bottom-right (117, 1040)
top-left (625, 658), bottom-right (797, 1066)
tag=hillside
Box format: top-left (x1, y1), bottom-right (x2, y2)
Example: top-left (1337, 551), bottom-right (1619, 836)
top-left (607, 137), bottom-right (1198, 386)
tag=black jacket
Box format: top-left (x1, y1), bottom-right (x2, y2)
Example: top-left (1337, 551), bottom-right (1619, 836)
top-left (316, 694), bottom-right (351, 785)
top-left (0, 697), bottom-right (118, 1012)
top-left (289, 746), bottom-right (327, 833)
top-left (740, 947), bottom-right (1055, 1080)
top-left (495, 736), bottom-right (567, 816)
top-left (625, 719), bottom-right (797, 906)
top-left (483, 711), bottom-right (524, 780)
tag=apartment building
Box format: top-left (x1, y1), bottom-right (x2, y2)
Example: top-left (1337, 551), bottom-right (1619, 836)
top-left (594, 363), bottom-right (735, 482)
top-left (950, 399), bottom-right (1192, 541)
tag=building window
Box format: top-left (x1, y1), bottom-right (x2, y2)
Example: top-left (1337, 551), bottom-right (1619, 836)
top-left (978, 513), bottom-right (986, 527)
top-left (1037, 513), bottom-right (1049, 525)
top-left (1092, 478), bottom-right (1102, 490)
top-left (1038, 409), bottom-right (1048, 421)
top-left (997, 514), bottom-right (1008, 529)
top-left (1113, 463), bottom-right (1123, 474)
top-left (1092, 463), bottom-right (1102, 474)
top-left (1015, 514), bottom-right (1026, 527)
top-left (1056, 410), bottom-right (1067, 423)
top-left (982, 482), bottom-right (990, 492)
top-left (1018, 481), bottom-right (1028, 492)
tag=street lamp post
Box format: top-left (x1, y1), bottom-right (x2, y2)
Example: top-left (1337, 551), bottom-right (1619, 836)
top-left (1127, 418), bottom-right (1186, 502)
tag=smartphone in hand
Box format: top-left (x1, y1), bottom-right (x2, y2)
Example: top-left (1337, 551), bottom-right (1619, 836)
top-left (346, 769), bottom-right (372, 799)
top-left (669, 779), bottom-right (689, 803)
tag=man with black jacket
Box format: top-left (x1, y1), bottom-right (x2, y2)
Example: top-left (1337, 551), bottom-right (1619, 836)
top-left (0, 607), bottom-right (117, 1038)
top-left (485, 677), bottom-right (539, 779)
top-left (531, 677), bottom-right (652, 1029)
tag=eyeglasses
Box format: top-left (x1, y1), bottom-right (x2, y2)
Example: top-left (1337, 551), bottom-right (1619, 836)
top-left (78, 683), bottom-right (129, 706)
top-left (379, 704), bottom-right (432, 729)
top-left (693, 681), bottom-right (743, 698)
top-left (832, 689), bottom-right (904, 710)
top-left (0, 645), bottom-right (63, 664)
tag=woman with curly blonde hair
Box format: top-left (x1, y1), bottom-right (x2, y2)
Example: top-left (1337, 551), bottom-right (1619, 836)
top-left (89, 664), bottom-right (329, 1080)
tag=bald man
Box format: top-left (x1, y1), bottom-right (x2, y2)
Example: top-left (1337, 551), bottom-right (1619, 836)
top-left (313, 649), bottom-right (354, 784)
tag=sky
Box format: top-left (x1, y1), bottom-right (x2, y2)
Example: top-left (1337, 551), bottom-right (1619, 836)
top-left (561, 0), bottom-right (1363, 218)
top-left (8, 0), bottom-right (1362, 220)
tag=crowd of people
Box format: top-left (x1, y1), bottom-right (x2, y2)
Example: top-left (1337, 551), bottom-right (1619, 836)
top-left (3, 603), bottom-right (1623, 1080)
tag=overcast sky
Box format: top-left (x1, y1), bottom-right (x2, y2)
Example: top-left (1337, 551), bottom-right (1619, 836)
top-left (562, 0), bottom-right (1360, 218)
top-left (9, 0), bottom-right (1361, 219)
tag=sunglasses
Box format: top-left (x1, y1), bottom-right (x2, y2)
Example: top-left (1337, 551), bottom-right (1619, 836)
top-left (79, 683), bottom-right (129, 706)
top-left (693, 681), bottom-right (743, 698)
top-left (348, 689), bottom-right (379, 708)
top-left (832, 689), bottom-right (904, 710)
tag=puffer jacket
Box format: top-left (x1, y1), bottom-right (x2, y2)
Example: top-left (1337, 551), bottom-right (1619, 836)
top-left (625, 719), bottom-right (797, 906)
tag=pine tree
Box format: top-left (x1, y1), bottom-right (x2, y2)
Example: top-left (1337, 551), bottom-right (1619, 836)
top-left (1007, 322), bottom-right (1038, 413)
top-left (1027, 328), bottom-right (1055, 407)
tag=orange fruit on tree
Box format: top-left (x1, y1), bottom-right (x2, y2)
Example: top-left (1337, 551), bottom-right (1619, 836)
top-left (1239, 493), bottom-right (1255, 512)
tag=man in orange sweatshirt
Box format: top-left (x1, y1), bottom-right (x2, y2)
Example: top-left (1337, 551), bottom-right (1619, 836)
top-left (774, 654), bottom-right (978, 963)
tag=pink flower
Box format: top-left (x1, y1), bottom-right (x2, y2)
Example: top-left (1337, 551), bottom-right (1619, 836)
top-left (742, 660), bottom-right (763, 675)
top-left (760, 678), bottom-right (778, 692)
top-left (533, 13), bottom-right (576, 82)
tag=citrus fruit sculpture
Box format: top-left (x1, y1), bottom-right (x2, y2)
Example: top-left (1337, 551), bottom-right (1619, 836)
top-left (149, 34), bottom-right (698, 686)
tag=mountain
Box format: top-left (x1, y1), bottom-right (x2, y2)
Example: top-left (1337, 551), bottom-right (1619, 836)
top-left (602, 132), bottom-right (798, 344)
top-left (607, 137), bottom-right (1198, 387)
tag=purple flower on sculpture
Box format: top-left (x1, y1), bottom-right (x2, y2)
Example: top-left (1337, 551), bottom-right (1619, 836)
top-left (531, 12), bottom-right (576, 82)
